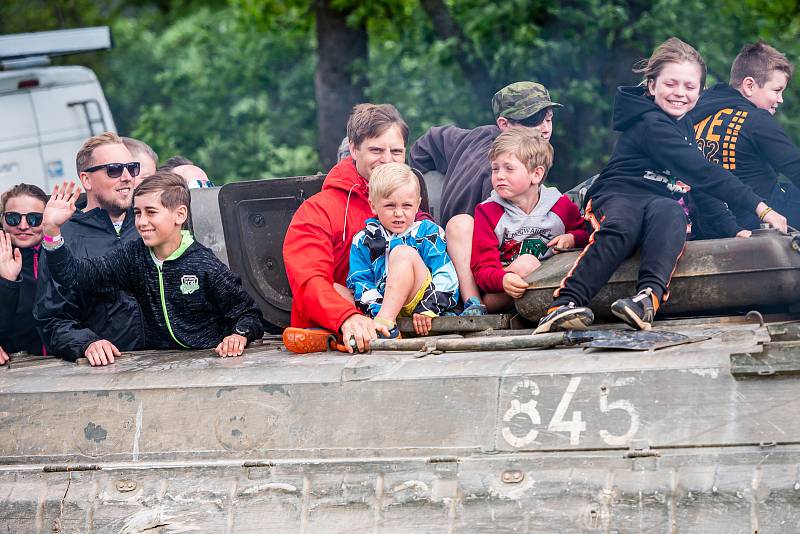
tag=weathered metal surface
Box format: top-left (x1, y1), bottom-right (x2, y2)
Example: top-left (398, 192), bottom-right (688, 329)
top-left (731, 340), bottom-right (800, 377)
top-left (4, 318), bottom-right (800, 531)
top-left (188, 186), bottom-right (228, 266)
top-left (397, 313), bottom-right (511, 335)
top-left (3, 447), bottom-right (800, 533)
top-left (516, 230), bottom-right (800, 322)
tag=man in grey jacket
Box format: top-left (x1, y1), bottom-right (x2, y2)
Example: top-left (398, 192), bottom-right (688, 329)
top-left (409, 82), bottom-right (562, 314)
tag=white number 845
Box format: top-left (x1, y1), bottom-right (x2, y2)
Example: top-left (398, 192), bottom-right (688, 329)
top-left (501, 377), bottom-right (640, 448)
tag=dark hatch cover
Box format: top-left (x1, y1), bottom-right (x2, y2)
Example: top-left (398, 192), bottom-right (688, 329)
top-left (219, 174), bottom-right (429, 330)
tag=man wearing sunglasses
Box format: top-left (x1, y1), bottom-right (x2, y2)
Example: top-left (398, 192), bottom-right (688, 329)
top-left (34, 132), bottom-right (145, 366)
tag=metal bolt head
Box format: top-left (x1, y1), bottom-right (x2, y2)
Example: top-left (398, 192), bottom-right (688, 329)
top-left (249, 213), bottom-right (266, 227)
top-left (501, 470), bottom-right (524, 484)
top-left (116, 479), bottom-right (137, 493)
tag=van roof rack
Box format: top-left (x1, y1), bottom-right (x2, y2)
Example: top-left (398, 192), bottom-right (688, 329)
top-left (0, 27), bottom-right (112, 70)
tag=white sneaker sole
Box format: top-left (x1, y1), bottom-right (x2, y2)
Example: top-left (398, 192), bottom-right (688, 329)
top-left (611, 306), bottom-right (652, 331)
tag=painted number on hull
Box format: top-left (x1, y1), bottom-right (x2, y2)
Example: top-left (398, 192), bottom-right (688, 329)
top-left (501, 377), bottom-right (638, 448)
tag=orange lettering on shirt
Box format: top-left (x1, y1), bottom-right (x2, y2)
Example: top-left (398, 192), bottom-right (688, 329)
top-left (706, 108), bottom-right (733, 143)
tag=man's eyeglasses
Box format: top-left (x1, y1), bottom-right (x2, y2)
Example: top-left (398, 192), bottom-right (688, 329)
top-left (82, 162), bottom-right (141, 179)
top-left (3, 212), bottom-right (44, 227)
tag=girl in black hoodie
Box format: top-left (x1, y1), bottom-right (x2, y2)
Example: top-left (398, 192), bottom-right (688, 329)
top-left (0, 183), bottom-right (48, 361)
top-left (535, 38), bottom-right (787, 333)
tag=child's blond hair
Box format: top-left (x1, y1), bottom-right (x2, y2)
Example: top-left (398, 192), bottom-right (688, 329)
top-left (368, 163), bottom-right (420, 205)
top-left (489, 128), bottom-right (554, 178)
top-left (730, 41), bottom-right (794, 87)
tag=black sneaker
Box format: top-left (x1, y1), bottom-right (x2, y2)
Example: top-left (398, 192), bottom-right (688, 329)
top-left (611, 288), bottom-right (658, 330)
top-left (534, 303), bottom-right (594, 334)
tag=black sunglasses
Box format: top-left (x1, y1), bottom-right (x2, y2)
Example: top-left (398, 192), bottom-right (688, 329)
top-left (3, 212), bottom-right (44, 227)
top-left (82, 162), bottom-right (141, 179)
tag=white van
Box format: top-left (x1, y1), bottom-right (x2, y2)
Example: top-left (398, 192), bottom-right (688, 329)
top-left (0, 27), bottom-right (116, 192)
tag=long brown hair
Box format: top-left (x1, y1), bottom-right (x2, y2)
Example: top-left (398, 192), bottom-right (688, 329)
top-left (634, 37), bottom-right (707, 93)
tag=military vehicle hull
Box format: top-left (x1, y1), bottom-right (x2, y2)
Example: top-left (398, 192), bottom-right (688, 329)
top-left (5, 179), bottom-right (800, 532)
top-left (3, 317), bottom-right (800, 532)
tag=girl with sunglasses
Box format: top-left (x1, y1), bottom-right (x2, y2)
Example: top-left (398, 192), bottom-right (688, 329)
top-left (0, 183), bottom-right (48, 361)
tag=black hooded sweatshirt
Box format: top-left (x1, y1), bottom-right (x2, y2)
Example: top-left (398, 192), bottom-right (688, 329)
top-left (34, 208), bottom-right (144, 361)
top-left (586, 86), bottom-right (763, 216)
top-left (44, 232), bottom-right (264, 350)
top-left (691, 83), bottom-right (800, 200)
top-left (409, 124), bottom-right (501, 225)
top-left (0, 247), bottom-right (44, 355)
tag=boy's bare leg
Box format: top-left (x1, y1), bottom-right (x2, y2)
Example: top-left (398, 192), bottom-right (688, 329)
top-left (446, 214), bottom-right (481, 303)
top-left (375, 245), bottom-right (429, 325)
top-left (484, 254), bottom-right (541, 313)
top-left (333, 283), bottom-right (355, 304)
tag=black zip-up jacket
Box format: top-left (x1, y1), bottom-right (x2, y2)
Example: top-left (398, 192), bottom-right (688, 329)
top-left (587, 86), bottom-right (763, 216)
top-left (0, 247), bottom-right (44, 355)
top-left (44, 232), bottom-right (264, 350)
top-left (34, 208), bottom-right (144, 361)
top-left (691, 83), bottom-right (800, 199)
top-left (409, 124), bottom-right (501, 225)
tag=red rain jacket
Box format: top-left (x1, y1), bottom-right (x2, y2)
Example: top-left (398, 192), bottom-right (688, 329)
top-left (284, 157), bottom-right (372, 331)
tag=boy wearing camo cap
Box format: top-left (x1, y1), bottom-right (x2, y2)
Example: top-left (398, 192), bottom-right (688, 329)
top-left (409, 81), bottom-right (562, 315)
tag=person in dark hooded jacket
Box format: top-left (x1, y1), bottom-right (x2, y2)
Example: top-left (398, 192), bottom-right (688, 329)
top-left (535, 38), bottom-right (786, 334)
top-left (691, 41), bottom-right (800, 236)
top-left (41, 174), bottom-right (264, 357)
top-left (34, 132), bottom-right (145, 365)
top-left (0, 184), bottom-right (49, 360)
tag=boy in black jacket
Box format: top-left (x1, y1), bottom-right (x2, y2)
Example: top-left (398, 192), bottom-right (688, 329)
top-left (692, 41), bottom-right (799, 235)
top-left (41, 173), bottom-right (264, 359)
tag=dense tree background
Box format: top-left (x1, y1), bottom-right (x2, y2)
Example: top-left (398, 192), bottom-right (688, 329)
top-left (2, 0), bottom-right (800, 188)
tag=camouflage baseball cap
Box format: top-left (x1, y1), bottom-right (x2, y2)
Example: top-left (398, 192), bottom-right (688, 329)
top-left (492, 81), bottom-right (562, 121)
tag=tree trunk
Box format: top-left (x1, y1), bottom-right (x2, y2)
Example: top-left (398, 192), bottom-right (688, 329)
top-left (314, 0), bottom-right (367, 171)
top-left (419, 0), bottom-right (495, 106)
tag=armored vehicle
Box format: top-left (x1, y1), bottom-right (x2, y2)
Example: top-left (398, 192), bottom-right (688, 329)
top-left (2, 175), bottom-right (800, 533)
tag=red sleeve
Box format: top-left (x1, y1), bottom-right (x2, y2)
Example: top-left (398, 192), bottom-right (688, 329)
top-left (284, 197), bottom-right (360, 332)
top-left (551, 195), bottom-right (588, 248)
top-left (470, 202), bottom-right (508, 294)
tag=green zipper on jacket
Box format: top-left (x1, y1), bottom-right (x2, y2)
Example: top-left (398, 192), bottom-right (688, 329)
top-left (157, 263), bottom-right (191, 349)
top-left (152, 231), bottom-right (195, 349)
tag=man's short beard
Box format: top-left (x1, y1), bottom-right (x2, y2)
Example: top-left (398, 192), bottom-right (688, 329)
top-left (96, 195), bottom-right (132, 218)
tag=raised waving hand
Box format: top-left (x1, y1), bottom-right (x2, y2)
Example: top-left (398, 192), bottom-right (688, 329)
top-left (0, 231), bottom-right (21, 282)
top-left (42, 181), bottom-right (82, 237)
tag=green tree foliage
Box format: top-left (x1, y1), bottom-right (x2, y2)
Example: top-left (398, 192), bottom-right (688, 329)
top-left (3, 0), bottom-right (800, 189)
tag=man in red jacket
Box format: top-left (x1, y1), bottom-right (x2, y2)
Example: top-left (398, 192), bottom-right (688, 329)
top-left (284, 104), bottom-right (408, 352)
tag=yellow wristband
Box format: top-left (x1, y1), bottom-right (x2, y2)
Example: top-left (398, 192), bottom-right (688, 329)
top-left (758, 206), bottom-right (773, 221)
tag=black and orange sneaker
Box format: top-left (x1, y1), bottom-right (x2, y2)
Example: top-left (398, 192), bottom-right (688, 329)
top-left (611, 288), bottom-right (659, 330)
top-left (534, 302), bottom-right (594, 334)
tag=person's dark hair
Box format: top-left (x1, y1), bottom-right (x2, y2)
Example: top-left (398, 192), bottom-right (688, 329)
top-left (346, 104), bottom-right (409, 149)
top-left (511, 106), bottom-right (552, 128)
top-left (730, 41), bottom-right (794, 87)
top-left (122, 137), bottom-right (158, 167)
top-left (158, 155), bottom-right (194, 172)
top-left (635, 37), bottom-right (707, 94)
top-left (134, 171), bottom-right (191, 210)
top-left (1, 183), bottom-right (48, 212)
